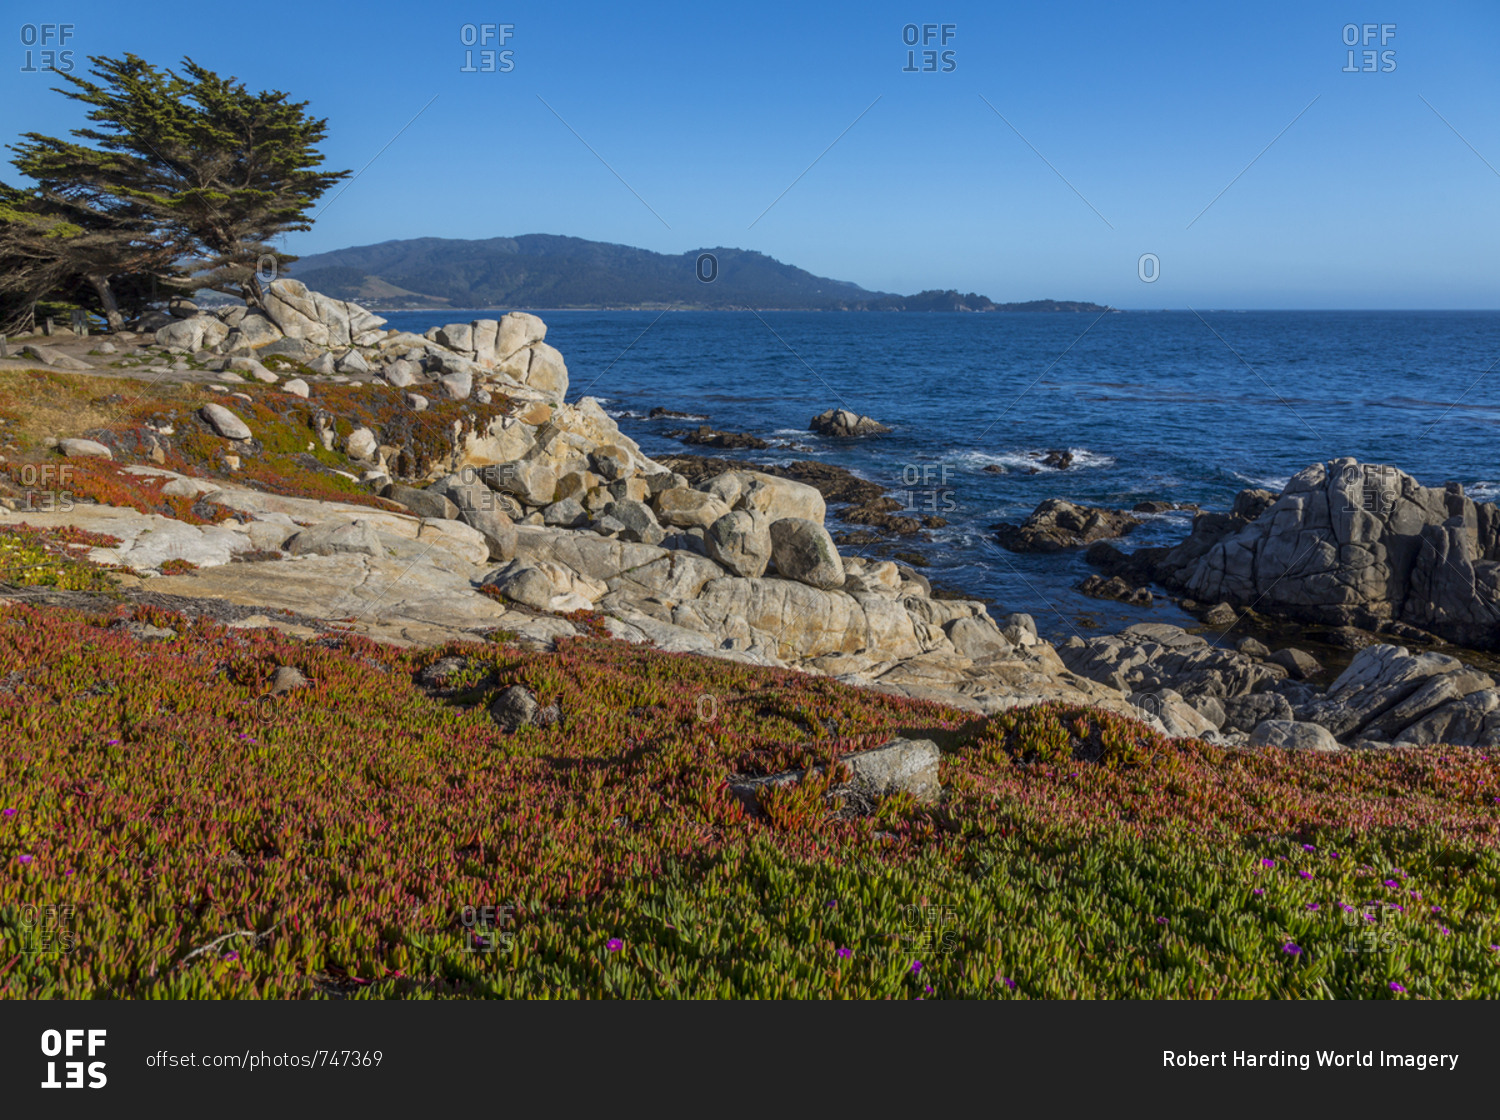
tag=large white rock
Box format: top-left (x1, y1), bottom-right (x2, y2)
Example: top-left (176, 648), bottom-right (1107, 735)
top-left (345, 427), bottom-right (378, 460)
top-left (704, 470), bottom-right (826, 524)
top-left (523, 342), bottom-right (569, 399)
top-left (494, 312), bottom-right (546, 361)
top-left (153, 316), bottom-right (228, 352)
top-left (654, 488), bottom-right (730, 530)
top-left (768, 518), bottom-right (844, 589)
top-left (259, 278), bottom-right (385, 349)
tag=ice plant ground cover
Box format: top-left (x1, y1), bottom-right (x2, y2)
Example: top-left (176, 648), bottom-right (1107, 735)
top-left (1, 591), bottom-right (1498, 998)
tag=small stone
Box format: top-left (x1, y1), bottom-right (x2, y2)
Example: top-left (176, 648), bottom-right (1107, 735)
top-left (57, 438), bottom-right (112, 459)
top-left (336, 349), bottom-right (371, 375)
top-left (489, 684), bottom-right (560, 733)
top-left (1249, 720), bottom-right (1340, 752)
top-left (1236, 637), bottom-right (1272, 659)
top-left (282, 378), bottom-right (310, 398)
top-left (542, 497), bottom-right (588, 528)
top-left (383, 358), bottom-right (419, 387)
top-left (269, 665), bottom-right (308, 695)
top-left (1200, 602), bottom-right (1238, 628)
top-left (383, 484), bottom-right (458, 522)
top-left (1270, 647), bottom-right (1324, 680)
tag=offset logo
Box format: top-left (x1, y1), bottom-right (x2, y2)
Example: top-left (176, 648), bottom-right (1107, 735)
top-left (901, 23), bottom-right (957, 72)
top-left (460, 23), bottom-right (515, 72)
top-left (19, 23), bottom-right (75, 73)
top-left (460, 903), bottom-right (516, 953)
top-left (40, 1029), bottom-right (106, 1089)
top-left (1342, 23), bottom-right (1396, 72)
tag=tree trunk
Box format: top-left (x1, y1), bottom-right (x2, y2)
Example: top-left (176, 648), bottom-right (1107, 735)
top-left (86, 273), bottom-right (125, 332)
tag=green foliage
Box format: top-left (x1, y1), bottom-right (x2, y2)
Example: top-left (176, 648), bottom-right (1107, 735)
top-left (0, 524), bottom-right (121, 591)
top-left (1, 608), bottom-right (1496, 999)
top-left (3, 52), bottom-right (349, 318)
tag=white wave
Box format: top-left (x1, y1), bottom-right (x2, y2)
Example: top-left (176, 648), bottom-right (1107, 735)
top-left (604, 409), bottom-right (647, 420)
top-left (1469, 481), bottom-right (1500, 503)
top-left (1231, 470), bottom-right (1291, 491)
top-left (948, 447), bottom-right (1116, 474)
top-left (771, 428), bottom-right (808, 437)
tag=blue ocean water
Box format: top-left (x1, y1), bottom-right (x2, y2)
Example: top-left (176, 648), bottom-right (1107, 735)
top-left (383, 310), bottom-right (1500, 641)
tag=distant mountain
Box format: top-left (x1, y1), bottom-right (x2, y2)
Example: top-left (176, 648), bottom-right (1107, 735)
top-left (286, 234), bottom-right (1114, 312)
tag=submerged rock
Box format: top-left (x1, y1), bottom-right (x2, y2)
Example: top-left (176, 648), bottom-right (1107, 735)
top-left (993, 498), bottom-right (1142, 553)
top-left (809, 408), bottom-right (891, 437)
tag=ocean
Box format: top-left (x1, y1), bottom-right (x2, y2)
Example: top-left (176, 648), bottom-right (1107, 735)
top-left (382, 309), bottom-right (1500, 642)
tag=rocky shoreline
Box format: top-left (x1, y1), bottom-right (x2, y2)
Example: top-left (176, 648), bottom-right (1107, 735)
top-left (5, 281), bottom-right (1500, 751)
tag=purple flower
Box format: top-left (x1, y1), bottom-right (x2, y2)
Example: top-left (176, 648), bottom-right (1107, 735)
top-left (1431, 905), bottom-right (1441, 914)
top-left (1338, 903), bottom-right (1355, 913)
top-left (1306, 903), bottom-right (1320, 911)
top-left (1389, 980), bottom-right (1406, 993)
top-left (1252, 888), bottom-right (1264, 896)
top-left (1156, 916), bottom-right (1167, 925)
top-left (910, 960), bottom-right (923, 975)
top-left (106, 739), bottom-right (120, 746)
top-left (17, 854), bottom-right (33, 865)
top-left (1411, 891), bottom-right (1423, 900)
top-left (1, 808), bottom-right (14, 817)
top-left (605, 938), bottom-right (623, 952)
top-left (1440, 927), bottom-right (1452, 936)
top-left (924, 984), bottom-right (933, 994)
top-left (836, 947), bottom-right (852, 960)
top-left (1383, 879), bottom-right (1398, 888)
top-left (1261, 858), bottom-right (1276, 869)
top-left (1489, 945), bottom-right (1499, 952)
top-left (64, 869), bottom-right (74, 877)
top-left (1283, 942), bottom-right (1302, 956)
top-left (222, 951), bottom-right (239, 962)
top-left (1299, 870), bottom-right (1313, 879)
top-left (826, 900), bottom-right (837, 908)
top-left (999, 976), bottom-right (1017, 990)
top-left (1330, 851), bottom-right (1341, 858)
top-left (1302, 844), bottom-right (1316, 853)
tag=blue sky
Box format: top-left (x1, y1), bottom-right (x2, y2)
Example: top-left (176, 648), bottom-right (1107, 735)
top-left (4, 0), bottom-right (1498, 308)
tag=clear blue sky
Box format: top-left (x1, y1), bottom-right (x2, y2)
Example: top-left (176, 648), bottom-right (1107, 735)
top-left (4, 0), bottom-right (1498, 308)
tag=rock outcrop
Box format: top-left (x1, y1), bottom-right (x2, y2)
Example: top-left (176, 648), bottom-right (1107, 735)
top-left (994, 499), bottom-right (1142, 553)
top-left (1153, 459), bottom-right (1500, 649)
top-left (809, 408), bottom-right (891, 437)
top-left (24, 287), bottom-right (1500, 752)
top-left (1296, 644), bottom-right (1498, 747)
top-left (137, 278), bottom-right (569, 407)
